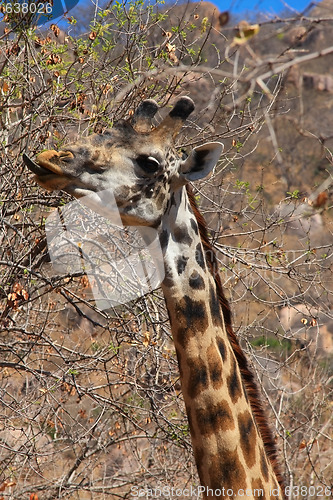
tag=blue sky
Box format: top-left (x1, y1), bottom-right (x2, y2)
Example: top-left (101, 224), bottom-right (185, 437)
top-left (213, 0), bottom-right (313, 15)
top-left (0, 0), bottom-right (314, 27)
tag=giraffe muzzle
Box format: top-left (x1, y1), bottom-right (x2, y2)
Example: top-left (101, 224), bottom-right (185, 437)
top-left (23, 150), bottom-right (74, 177)
top-left (23, 153), bottom-right (51, 177)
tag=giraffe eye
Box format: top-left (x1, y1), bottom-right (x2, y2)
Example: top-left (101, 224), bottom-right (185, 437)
top-left (136, 155), bottom-right (160, 174)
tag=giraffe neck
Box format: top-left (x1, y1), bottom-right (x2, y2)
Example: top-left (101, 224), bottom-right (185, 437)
top-left (159, 186), bottom-right (284, 500)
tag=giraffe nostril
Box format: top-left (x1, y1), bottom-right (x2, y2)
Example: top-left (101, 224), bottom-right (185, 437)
top-left (59, 151), bottom-right (74, 162)
top-left (36, 150), bottom-right (65, 176)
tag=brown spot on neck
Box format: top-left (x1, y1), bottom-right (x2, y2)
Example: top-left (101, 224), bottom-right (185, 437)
top-left (207, 448), bottom-right (247, 493)
top-left (172, 296), bottom-right (209, 348)
top-left (186, 356), bottom-right (209, 399)
top-left (238, 410), bottom-right (257, 468)
top-left (206, 341), bottom-right (223, 390)
top-left (195, 399), bottom-right (235, 436)
top-left (227, 356), bottom-right (243, 403)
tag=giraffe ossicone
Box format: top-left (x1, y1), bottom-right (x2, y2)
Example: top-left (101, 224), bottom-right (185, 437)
top-left (23, 97), bottom-right (285, 500)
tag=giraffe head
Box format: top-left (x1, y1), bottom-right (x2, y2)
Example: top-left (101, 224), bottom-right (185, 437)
top-left (23, 97), bottom-right (223, 226)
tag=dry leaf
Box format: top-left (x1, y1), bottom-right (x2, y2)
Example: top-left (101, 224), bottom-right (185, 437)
top-left (46, 54), bottom-right (62, 65)
top-left (219, 11), bottom-right (229, 27)
top-left (299, 440), bottom-right (306, 450)
top-left (143, 331), bottom-right (150, 347)
top-left (165, 42), bottom-right (178, 63)
top-left (313, 191), bottom-right (328, 208)
top-left (11, 43), bottom-right (20, 56)
top-left (166, 42), bottom-right (176, 53)
top-left (50, 24), bottom-right (60, 37)
top-left (233, 21), bottom-right (260, 45)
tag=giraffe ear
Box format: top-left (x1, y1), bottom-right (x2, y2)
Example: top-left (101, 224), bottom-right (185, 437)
top-left (180, 142), bottom-right (224, 181)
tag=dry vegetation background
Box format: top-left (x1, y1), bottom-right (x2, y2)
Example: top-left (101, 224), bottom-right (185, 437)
top-left (0, 0), bottom-right (333, 498)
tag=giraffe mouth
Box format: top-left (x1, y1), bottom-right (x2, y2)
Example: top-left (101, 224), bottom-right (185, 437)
top-left (23, 151), bottom-right (74, 177)
top-left (23, 153), bottom-right (51, 176)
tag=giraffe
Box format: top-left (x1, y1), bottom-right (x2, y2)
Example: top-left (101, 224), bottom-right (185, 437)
top-left (23, 97), bottom-right (285, 500)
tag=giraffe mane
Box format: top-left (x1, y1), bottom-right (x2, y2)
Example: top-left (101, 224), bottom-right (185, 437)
top-left (186, 184), bottom-right (285, 491)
